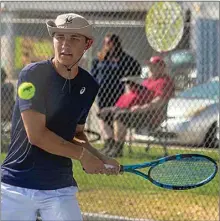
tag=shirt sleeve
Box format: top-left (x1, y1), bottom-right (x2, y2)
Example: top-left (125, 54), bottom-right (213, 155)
top-left (17, 65), bottom-right (47, 114)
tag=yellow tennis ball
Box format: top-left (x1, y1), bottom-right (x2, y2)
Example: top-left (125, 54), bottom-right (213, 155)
top-left (18, 82), bottom-right (36, 100)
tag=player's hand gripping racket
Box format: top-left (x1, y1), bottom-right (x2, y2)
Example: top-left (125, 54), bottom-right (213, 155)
top-left (105, 154), bottom-right (218, 190)
top-left (145, 2), bottom-right (184, 53)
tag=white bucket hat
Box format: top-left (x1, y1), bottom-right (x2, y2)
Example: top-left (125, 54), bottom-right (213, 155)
top-left (46, 13), bottom-right (93, 39)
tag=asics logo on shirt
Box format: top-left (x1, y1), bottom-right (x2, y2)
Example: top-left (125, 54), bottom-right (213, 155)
top-left (80, 87), bottom-right (86, 94)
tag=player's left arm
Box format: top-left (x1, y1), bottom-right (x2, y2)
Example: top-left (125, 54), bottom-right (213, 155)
top-left (73, 82), bottom-right (120, 169)
top-left (73, 124), bottom-right (109, 160)
top-left (73, 124), bottom-right (119, 167)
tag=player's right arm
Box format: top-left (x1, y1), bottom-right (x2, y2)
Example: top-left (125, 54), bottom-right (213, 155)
top-left (21, 109), bottom-right (106, 174)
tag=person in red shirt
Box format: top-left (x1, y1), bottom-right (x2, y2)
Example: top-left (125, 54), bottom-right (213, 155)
top-left (115, 80), bottom-right (153, 109)
top-left (97, 56), bottom-right (175, 157)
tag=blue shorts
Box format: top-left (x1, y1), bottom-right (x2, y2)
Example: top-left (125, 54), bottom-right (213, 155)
top-left (1, 182), bottom-right (82, 221)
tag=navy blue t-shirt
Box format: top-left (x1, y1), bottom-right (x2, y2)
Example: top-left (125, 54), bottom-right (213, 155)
top-left (1, 59), bottom-right (99, 190)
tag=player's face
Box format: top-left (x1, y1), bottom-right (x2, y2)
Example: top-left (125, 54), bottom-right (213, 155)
top-left (53, 33), bottom-right (87, 66)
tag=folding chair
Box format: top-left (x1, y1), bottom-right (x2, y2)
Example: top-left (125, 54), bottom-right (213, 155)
top-left (127, 104), bottom-right (169, 157)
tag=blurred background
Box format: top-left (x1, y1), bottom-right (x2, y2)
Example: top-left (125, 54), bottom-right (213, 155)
top-left (1, 1), bottom-right (219, 221)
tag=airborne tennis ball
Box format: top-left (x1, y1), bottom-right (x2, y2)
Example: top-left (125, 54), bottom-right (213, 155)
top-left (18, 82), bottom-right (36, 100)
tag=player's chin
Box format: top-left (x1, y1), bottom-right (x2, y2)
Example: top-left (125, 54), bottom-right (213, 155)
top-left (59, 56), bottom-right (74, 66)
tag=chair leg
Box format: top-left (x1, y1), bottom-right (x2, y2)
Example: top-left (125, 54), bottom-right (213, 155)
top-left (128, 128), bottom-right (133, 155)
top-left (162, 144), bottom-right (168, 156)
top-left (128, 144), bottom-right (133, 154)
top-left (145, 143), bottom-right (151, 152)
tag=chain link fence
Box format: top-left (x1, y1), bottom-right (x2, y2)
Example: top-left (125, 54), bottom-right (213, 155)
top-left (1, 2), bottom-right (219, 221)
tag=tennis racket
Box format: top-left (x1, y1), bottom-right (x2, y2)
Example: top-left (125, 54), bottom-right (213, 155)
top-left (105, 154), bottom-right (218, 190)
top-left (145, 2), bottom-right (184, 53)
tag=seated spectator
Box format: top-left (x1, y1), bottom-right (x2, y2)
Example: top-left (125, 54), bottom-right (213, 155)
top-left (97, 56), bottom-right (175, 157)
top-left (1, 68), bottom-right (15, 122)
top-left (91, 33), bottom-right (141, 150)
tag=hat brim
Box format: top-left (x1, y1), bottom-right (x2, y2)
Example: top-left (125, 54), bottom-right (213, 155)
top-left (46, 21), bottom-right (94, 39)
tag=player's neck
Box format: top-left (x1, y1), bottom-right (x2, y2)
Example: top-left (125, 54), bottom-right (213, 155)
top-left (52, 58), bottom-right (78, 80)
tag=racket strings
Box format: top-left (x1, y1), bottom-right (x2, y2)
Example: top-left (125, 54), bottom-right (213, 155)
top-left (149, 159), bottom-right (216, 186)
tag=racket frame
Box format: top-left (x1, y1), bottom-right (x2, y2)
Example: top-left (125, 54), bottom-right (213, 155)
top-left (120, 154), bottom-right (218, 190)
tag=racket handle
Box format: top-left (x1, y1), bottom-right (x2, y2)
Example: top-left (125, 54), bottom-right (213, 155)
top-left (82, 164), bottom-right (114, 171)
top-left (83, 164), bottom-right (123, 173)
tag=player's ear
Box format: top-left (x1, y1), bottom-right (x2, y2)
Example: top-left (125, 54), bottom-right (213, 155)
top-left (85, 39), bottom-right (93, 50)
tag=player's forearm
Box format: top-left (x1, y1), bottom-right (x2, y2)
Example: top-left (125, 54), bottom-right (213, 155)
top-left (83, 141), bottom-right (105, 161)
top-left (32, 128), bottom-right (83, 160)
top-left (87, 144), bottom-right (108, 161)
top-left (74, 131), bottom-right (107, 161)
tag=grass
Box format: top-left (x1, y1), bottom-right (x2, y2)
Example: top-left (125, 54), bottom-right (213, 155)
top-left (1, 144), bottom-right (219, 221)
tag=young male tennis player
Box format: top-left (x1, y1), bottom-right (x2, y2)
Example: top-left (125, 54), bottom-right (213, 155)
top-left (1, 13), bottom-right (120, 221)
